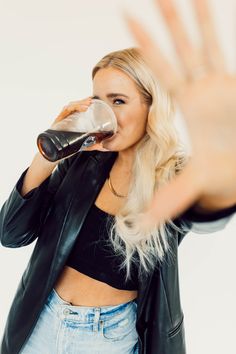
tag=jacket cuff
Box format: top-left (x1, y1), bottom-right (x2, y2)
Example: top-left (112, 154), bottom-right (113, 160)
top-left (182, 203), bottom-right (236, 222)
top-left (15, 168), bottom-right (50, 200)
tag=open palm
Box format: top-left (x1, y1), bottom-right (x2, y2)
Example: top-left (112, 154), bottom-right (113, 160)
top-left (127, 0), bottom-right (236, 224)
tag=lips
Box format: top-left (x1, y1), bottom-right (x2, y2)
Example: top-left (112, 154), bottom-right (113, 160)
top-left (107, 132), bottom-right (118, 140)
top-left (101, 129), bottom-right (119, 144)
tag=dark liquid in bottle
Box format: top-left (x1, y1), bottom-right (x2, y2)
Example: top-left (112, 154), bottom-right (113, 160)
top-left (37, 129), bottom-right (113, 162)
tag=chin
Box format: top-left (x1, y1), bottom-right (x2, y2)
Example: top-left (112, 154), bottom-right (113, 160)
top-left (102, 142), bottom-right (119, 152)
top-left (102, 133), bottom-right (138, 152)
top-left (102, 142), bottom-right (133, 153)
top-left (102, 133), bottom-right (118, 149)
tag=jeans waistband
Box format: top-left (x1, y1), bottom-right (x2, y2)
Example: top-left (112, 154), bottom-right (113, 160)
top-left (46, 288), bottom-right (137, 322)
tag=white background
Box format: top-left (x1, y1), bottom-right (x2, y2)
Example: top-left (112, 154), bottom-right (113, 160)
top-left (0, 1), bottom-right (236, 353)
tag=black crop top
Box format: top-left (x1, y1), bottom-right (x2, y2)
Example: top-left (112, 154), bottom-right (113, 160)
top-left (66, 203), bottom-right (138, 290)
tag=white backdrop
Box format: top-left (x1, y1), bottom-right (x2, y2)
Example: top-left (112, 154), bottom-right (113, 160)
top-left (0, 1), bottom-right (236, 353)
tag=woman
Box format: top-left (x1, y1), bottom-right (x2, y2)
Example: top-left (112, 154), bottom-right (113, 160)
top-left (1, 4), bottom-right (236, 354)
top-left (1, 47), bottom-right (235, 354)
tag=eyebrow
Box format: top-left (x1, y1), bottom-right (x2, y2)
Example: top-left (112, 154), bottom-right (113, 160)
top-left (92, 93), bottom-right (129, 99)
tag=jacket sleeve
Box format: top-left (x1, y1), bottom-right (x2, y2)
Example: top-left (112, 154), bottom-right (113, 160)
top-left (0, 154), bottom-right (78, 248)
top-left (177, 203), bottom-right (236, 244)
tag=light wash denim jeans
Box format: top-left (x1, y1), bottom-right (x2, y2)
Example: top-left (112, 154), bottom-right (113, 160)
top-left (19, 288), bottom-right (139, 354)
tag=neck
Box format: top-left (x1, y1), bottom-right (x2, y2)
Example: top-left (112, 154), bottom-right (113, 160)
top-left (116, 147), bottom-right (136, 173)
top-left (108, 148), bottom-right (135, 198)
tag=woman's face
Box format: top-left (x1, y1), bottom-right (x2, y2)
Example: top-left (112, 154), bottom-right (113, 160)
top-left (92, 67), bottom-right (149, 152)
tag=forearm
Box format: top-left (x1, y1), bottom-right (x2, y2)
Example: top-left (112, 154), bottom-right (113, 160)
top-left (21, 152), bottom-right (58, 197)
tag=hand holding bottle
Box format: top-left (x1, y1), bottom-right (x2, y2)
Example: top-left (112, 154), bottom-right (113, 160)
top-left (37, 97), bottom-right (116, 161)
top-left (21, 98), bottom-right (115, 197)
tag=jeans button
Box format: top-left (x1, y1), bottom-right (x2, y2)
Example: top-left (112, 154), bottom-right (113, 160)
top-left (63, 308), bottom-right (70, 315)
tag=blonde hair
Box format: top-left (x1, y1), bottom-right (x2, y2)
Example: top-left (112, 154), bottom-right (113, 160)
top-left (92, 48), bottom-right (188, 280)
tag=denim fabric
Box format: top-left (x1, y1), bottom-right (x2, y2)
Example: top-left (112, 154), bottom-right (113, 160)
top-left (19, 288), bottom-right (139, 354)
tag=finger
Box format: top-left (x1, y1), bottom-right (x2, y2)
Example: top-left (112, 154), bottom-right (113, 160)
top-left (156, 0), bottom-right (206, 76)
top-left (54, 104), bottom-right (89, 123)
top-left (144, 162), bottom-right (202, 224)
top-left (67, 97), bottom-right (93, 106)
top-left (125, 15), bottom-right (183, 94)
top-left (55, 99), bottom-right (92, 123)
top-left (65, 97), bottom-right (92, 112)
top-left (65, 103), bottom-right (90, 113)
top-left (193, 0), bottom-right (226, 70)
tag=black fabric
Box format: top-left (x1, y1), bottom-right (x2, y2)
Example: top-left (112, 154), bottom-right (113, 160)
top-left (66, 203), bottom-right (138, 290)
top-left (0, 150), bottom-right (235, 354)
top-left (181, 203), bottom-right (236, 222)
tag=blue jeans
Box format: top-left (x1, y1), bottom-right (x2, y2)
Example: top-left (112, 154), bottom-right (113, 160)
top-left (20, 288), bottom-right (139, 353)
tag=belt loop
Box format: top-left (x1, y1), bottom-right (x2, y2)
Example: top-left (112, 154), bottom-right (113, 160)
top-left (93, 307), bottom-right (101, 332)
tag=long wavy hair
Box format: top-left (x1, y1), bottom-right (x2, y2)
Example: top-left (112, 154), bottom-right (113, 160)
top-left (92, 48), bottom-right (188, 281)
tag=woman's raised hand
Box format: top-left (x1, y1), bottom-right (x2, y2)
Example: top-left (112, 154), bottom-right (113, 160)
top-left (127, 0), bottom-right (236, 224)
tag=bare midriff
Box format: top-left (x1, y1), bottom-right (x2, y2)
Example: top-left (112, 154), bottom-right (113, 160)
top-left (54, 265), bottom-right (138, 307)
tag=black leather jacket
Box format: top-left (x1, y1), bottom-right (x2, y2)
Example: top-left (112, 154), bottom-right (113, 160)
top-left (0, 151), bottom-right (235, 354)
